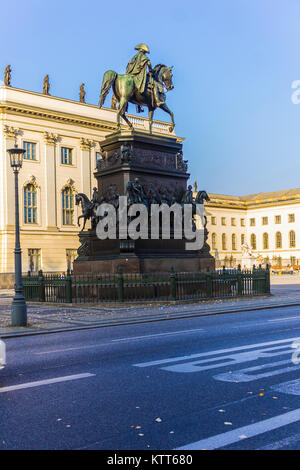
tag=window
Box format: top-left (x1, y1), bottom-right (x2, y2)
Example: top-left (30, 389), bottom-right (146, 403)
top-left (28, 249), bottom-right (41, 272)
top-left (263, 232), bottom-right (269, 250)
top-left (275, 215), bottom-right (281, 224)
top-left (24, 184), bottom-right (37, 223)
top-left (289, 230), bottom-right (296, 248)
top-left (61, 147), bottom-right (73, 165)
top-left (291, 256), bottom-right (296, 265)
top-left (62, 186), bottom-right (74, 225)
top-left (66, 249), bottom-right (77, 271)
top-left (250, 218), bottom-right (255, 226)
top-left (211, 216), bottom-right (216, 225)
top-left (288, 214), bottom-right (295, 223)
top-left (240, 218), bottom-right (245, 227)
top-left (232, 234), bottom-right (237, 250)
top-left (231, 218), bottom-right (236, 226)
top-left (211, 233), bottom-right (217, 250)
top-left (221, 217), bottom-right (226, 226)
top-left (262, 216), bottom-right (268, 226)
top-left (250, 233), bottom-right (256, 250)
top-left (23, 141), bottom-right (36, 160)
top-left (95, 152), bottom-right (102, 168)
top-left (275, 231), bottom-right (282, 249)
top-left (222, 233), bottom-right (227, 250)
top-left (241, 234), bottom-right (245, 246)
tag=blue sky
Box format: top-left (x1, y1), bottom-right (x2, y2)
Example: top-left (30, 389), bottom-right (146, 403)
top-left (1, 0), bottom-right (299, 195)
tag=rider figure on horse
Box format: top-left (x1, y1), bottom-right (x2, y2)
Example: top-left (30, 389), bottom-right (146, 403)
top-left (126, 43), bottom-right (164, 110)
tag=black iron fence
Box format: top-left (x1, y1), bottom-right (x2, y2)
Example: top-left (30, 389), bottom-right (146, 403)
top-left (22, 265), bottom-right (270, 304)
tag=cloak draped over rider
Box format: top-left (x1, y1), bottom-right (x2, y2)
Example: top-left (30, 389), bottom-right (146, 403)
top-left (126, 44), bottom-right (151, 96)
top-left (126, 43), bottom-right (164, 108)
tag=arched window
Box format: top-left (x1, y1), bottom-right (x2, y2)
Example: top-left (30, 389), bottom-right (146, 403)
top-left (250, 233), bottom-right (256, 250)
top-left (275, 231), bottom-right (282, 249)
top-left (263, 232), bottom-right (269, 250)
top-left (222, 233), bottom-right (227, 250)
top-left (232, 233), bottom-right (237, 250)
top-left (212, 233), bottom-right (217, 250)
top-left (24, 184), bottom-right (37, 224)
top-left (289, 230), bottom-right (296, 248)
top-left (62, 186), bottom-right (74, 225)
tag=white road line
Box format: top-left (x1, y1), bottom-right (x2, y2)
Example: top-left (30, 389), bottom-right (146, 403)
top-left (36, 346), bottom-right (99, 355)
top-left (0, 373), bottom-right (95, 393)
top-left (268, 316), bottom-right (300, 322)
top-left (112, 328), bottom-right (204, 342)
top-left (175, 408), bottom-right (300, 450)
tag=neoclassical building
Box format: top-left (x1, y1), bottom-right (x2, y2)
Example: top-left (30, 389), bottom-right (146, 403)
top-left (0, 85), bottom-right (176, 285)
top-left (205, 189), bottom-right (300, 268)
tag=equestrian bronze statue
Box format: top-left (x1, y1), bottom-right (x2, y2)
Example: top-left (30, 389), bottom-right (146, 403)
top-left (98, 44), bottom-right (175, 133)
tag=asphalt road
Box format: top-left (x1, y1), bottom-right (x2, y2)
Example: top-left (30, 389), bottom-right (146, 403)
top-left (2, 305), bottom-right (300, 450)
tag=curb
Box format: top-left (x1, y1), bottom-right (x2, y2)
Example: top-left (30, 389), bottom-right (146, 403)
top-left (1, 299), bottom-right (300, 339)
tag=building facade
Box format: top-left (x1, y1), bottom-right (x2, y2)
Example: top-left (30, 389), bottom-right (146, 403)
top-left (0, 85), bottom-right (176, 284)
top-left (205, 190), bottom-right (300, 268)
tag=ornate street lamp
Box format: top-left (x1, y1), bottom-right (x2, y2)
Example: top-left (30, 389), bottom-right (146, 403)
top-left (7, 144), bottom-right (27, 326)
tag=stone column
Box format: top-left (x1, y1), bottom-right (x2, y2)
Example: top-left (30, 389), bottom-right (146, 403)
top-left (80, 138), bottom-right (94, 197)
top-left (43, 132), bottom-right (59, 230)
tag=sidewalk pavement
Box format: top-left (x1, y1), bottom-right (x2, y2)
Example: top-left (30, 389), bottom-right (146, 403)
top-left (0, 281), bottom-right (299, 338)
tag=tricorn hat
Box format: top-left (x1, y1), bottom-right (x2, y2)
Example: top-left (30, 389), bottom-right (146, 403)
top-left (135, 43), bottom-right (150, 53)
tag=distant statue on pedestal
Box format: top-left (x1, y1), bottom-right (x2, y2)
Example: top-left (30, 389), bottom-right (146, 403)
top-left (4, 65), bottom-right (11, 86)
top-left (79, 83), bottom-right (86, 103)
top-left (241, 242), bottom-right (256, 269)
top-left (43, 75), bottom-right (50, 95)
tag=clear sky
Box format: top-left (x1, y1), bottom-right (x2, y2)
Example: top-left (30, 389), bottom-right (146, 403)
top-left (1, 0), bottom-right (299, 196)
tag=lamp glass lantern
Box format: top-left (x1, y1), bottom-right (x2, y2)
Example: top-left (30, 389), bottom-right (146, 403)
top-left (8, 145), bottom-right (25, 170)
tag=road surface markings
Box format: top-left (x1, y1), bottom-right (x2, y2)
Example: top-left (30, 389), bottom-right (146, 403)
top-left (134, 336), bottom-right (300, 381)
top-left (214, 359), bottom-right (300, 382)
top-left (0, 373), bottom-right (95, 393)
top-left (268, 316), bottom-right (300, 322)
top-left (175, 408), bottom-right (300, 450)
top-left (271, 378), bottom-right (300, 396)
top-left (134, 336), bottom-right (300, 372)
top-left (111, 328), bottom-right (204, 342)
top-left (35, 345), bottom-right (101, 355)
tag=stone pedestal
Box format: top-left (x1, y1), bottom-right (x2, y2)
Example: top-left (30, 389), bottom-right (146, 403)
top-left (241, 256), bottom-right (256, 270)
top-left (73, 129), bottom-right (215, 274)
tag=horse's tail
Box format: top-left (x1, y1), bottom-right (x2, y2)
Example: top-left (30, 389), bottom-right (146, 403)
top-left (99, 70), bottom-right (117, 108)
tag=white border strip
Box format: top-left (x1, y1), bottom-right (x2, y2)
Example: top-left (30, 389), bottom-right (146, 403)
top-left (175, 408), bottom-right (300, 450)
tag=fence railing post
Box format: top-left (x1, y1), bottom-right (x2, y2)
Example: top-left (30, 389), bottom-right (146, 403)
top-left (118, 267), bottom-right (124, 302)
top-left (206, 266), bottom-right (212, 298)
top-left (265, 264), bottom-right (270, 293)
top-left (170, 266), bottom-right (176, 301)
top-left (38, 269), bottom-right (45, 302)
top-left (66, 268), bottom-right (72, 303)
top-left (237, 264), bottom-right (243, 296)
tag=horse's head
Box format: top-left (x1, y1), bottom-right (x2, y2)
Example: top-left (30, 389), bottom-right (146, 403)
top-left (162, 66), bottom-right (174, 91)
top-left (153, 64), bottom-right (174, 91)
top-left (75, 193), bottom-right (81, 206)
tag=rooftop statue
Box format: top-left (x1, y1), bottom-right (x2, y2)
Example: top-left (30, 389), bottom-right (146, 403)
top-left (79, 83), bottom-right (86, 103)
top-left (4, 65), bottom-right (11, 86)
top-left (99, 44), bottom-right (175, 133)
top-left (43, 75), bottom-right (50, 95)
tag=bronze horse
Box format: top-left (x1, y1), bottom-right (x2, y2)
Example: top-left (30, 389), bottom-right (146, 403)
top-left (75, 193), bottom-right (96, 231)
top-left (98, 64), bottom-right (175, 133)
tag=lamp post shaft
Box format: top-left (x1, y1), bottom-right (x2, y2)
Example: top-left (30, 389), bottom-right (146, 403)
top-left (11, 169), bottom-right (27, 326)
